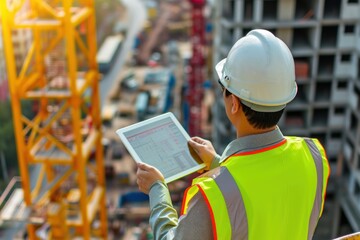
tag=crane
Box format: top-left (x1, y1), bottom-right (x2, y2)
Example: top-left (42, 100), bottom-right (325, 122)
top-left (0, 0), bottom-right (107, 239)
top-left (187, 0), bottom-right (206, 137)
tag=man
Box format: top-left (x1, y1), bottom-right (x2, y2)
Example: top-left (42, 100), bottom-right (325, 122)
top-left (136, 29), bottom-right (330, 240)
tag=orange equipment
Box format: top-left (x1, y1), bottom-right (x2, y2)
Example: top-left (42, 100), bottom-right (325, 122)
top-left (0, 0), bottom-right (107, 239)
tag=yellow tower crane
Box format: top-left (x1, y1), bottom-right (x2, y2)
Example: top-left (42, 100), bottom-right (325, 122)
top-left (0, 0), bottom-right (108, 239)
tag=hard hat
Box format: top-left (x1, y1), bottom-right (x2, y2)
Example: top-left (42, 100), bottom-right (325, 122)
top-left (215, 29), bottom-right (297, 112)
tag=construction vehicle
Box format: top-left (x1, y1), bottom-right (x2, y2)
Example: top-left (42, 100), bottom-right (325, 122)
top-left (136, 1), bottom-right (186, 65)
top-left (143, 68), bottom-right (176, 116)
top-left (97, 34), bottom-right (123, 74)
top-left (0, 0), bottom-right (108, 239)
top-left (101, 103), bottom-right (117, 127)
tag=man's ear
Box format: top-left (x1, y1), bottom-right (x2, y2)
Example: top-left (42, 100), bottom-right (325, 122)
top-left (231, 95), bottom-right (240, 114)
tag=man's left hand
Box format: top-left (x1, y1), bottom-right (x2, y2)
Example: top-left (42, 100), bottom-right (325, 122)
top-left (136, 162), bottom-right (165, 194)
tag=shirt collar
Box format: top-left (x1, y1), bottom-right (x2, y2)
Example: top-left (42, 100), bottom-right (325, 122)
top-left (220, 127), bottom-right (285, 163)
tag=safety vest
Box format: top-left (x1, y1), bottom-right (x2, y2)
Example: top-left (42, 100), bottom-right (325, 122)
top-left (181, 137), bottom-right (330, 240)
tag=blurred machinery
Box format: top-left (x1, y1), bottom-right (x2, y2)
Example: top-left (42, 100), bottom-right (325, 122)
top-left (0, 0), bottom-right (107, 239)
top-left (136, 1), bottom-right (191, 66)
top-left (187, 0), bottom-right (206, 136)
top-left (137, 5), bottom-right (172, 65)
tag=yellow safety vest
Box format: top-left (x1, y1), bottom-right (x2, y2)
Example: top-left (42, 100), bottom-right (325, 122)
top-left (181, 137), bottom-right (330, 240)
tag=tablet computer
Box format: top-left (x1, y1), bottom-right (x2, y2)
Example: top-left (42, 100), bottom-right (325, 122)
top-left (116, 112), bottom-right (205, 183)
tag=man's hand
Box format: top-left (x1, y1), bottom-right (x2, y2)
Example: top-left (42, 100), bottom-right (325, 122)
top-left (136, 162), bottom-right (165, 194)
top-left (188, 137), bottom-right (217, 171)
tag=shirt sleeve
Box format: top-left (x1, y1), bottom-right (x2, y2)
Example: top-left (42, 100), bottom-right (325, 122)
top-left (210, 154), bottom-right (221, 169)
top-left (148, 181), bottom-right (213, 240)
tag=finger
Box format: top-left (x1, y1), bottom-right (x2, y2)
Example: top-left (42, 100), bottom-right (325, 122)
top-left (137, 162), bottom-right (153, 171)
top-left (136, 167), bottom-right (146, 177)
top-left (191, 136), bottom-right (205, 144)
top-left (188, 141), bottom-right (199, 152)
top-left (188, 139), bottom-right (204, 149)
top-left (137, 169), bottom-right (150, 181)
top-left (136, 168), bottom-right (149, 182)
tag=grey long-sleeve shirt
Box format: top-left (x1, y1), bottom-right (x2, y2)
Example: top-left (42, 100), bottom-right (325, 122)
top-left (148, 128), bottom-right (285, 240)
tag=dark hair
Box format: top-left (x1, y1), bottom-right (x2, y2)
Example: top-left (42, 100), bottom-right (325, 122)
top-left (224, 90), bottom-right (284, 129)
top-left (224, 88), bottom-right (232, 97)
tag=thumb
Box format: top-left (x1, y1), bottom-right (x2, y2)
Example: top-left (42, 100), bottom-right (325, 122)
top-left (137, 162), bottom-right (152, 171)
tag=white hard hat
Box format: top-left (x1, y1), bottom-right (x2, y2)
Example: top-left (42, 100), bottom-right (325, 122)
top-left (215, 29), bottom-right (297, 112)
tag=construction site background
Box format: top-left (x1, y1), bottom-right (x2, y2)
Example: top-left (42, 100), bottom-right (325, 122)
top-left (0, 0), bottom-right (212, 239)
top-left (0, 0), bottom-right (360, 239)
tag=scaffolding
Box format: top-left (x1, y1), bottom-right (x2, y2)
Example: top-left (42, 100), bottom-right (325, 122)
top-left (0, 0), bottom-right (108, 239)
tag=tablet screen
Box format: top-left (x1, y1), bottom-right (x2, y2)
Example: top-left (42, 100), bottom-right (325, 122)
top-left (116, 112), bottom-right (205, 183)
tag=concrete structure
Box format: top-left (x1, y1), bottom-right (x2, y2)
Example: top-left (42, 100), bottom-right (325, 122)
top-left (212, 1), bottom-right (360, 239)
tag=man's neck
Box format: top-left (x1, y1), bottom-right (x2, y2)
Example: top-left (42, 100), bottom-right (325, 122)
top-left (236, 126), bottom-right (276, 138)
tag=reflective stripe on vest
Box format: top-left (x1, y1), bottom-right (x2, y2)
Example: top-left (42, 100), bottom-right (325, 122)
top-left (181, 137), bottom-right (329, 240)
top-left (181, 176), bottom-right (230, 240)
top-left (304, 138), bottom-right (324, 239)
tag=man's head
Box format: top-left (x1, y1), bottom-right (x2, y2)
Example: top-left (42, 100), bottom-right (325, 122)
top-left (218, 79), bottom-right (284, 130)
top-left (216, 29), bottom-right (297, 130)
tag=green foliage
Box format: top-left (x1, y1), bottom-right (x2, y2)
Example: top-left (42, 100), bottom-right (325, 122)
top-left (0, 100), bottom-right (17, 173)
top-left (0, 99), bottom-right (34, 177)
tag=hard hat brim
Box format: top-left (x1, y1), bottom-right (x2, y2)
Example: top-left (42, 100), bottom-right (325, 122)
top-left (240, 99), bottom-right (287, 112)
top-left (215, 58), bottom-right (226, 81)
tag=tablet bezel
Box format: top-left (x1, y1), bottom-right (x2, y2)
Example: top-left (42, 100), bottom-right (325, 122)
top-left (116, 112), bottom-right (206, 183)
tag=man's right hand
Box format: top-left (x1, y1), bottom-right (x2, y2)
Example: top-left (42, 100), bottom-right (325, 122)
top-left (188, 136), bottom-right (218, 171)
